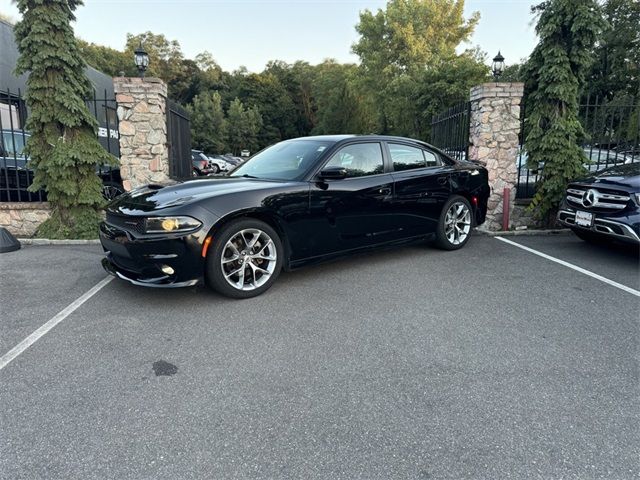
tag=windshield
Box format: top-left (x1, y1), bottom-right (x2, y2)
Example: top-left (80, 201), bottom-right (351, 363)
top-left (230, 140), bottom-right (331, 180)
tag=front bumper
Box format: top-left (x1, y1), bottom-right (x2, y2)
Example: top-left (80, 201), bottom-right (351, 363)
top-left (557, 204), bottom-right (640, 244)
top-left (99, 222), bottom-right (205, 288)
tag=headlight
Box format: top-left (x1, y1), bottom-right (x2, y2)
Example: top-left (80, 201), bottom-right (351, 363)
top-left (144, 216), bottom-right (202, 234)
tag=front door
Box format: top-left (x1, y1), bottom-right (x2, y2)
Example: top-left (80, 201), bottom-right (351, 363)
top-left (307, 142), bottom-right (396, 257)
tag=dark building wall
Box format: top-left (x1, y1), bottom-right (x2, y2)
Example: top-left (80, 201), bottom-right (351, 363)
top-left (0, 20), bottom-right (28, 94)
top-left (0, 19), bottom-right (115, 96)
top-left (1, 19), bottom-right (119, 157)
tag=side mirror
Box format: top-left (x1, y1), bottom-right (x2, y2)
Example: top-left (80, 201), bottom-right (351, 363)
top-left (319, 166), bottom-right (347, 180)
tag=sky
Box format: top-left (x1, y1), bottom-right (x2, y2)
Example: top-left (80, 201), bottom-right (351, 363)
top-left (0, 0), bottom-right (538, 72)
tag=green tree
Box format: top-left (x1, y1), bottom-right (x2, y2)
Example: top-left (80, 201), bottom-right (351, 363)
top-left (500, 62), bottom-right (525, 83)
top-left (14, 0), bottom-right (115, 239)
top-left (311, 60), bottom-right (374, 135)
top-left (125, 32), bottom-right (194, 101)
top-left (188, 91), bottom-right (227, 153)
top-left (523, 0), bottom-right (605, 222)
top-left (352, 0), bottom-right (479, 134)
top-left (587, 0), bottom-right (639, 100)
top-left (77, 39), bottom-right (132, 77)
top-left (226, 98), bottom-right (262, 155)
top-left (264, 60), bottom-right (317, 137)
top-left (235, 72), bottom-right (298, 147)
top-left (414, 50), bottom-right (489, 139)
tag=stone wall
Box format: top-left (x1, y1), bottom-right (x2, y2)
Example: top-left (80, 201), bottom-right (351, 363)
top-left (0, 202), bottom-right (51, 237)
top-left (511, 200), bottom-right (543, 229)
top-left (468, 82), bottom-right (524, 231)
top-left (114, 77), bottom-right (170, 191)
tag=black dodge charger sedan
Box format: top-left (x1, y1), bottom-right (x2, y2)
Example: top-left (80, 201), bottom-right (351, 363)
top-left (100, 135), bottom-right (490, 298)
top-left (557, 162), bottom-right (640, 245)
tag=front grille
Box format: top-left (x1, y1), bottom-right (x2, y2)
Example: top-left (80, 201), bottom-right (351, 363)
top-left (566, 185), bottom-right (630, 211)
top-left (558, 210), bottom-right (640, 243)
top-left (105, 212), bottom-right (145, 234)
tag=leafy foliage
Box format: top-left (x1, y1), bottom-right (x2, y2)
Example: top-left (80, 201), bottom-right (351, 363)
top-left (14, 0), bottom-right (115, 238)
top-left (352, 0), bottom-right (481, 135)
top-left (586, 0), bottom-right (639, 101)
top-left (523, 0), bottom-right (605, 222)
top-left (226, 99), bottom-right (262, 155)
top-left (76, 1), bottom-right (489, 153)
top-left (187, 91), bottom-right (227, 154)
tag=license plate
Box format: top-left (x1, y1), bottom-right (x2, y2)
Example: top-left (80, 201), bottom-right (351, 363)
top-left (575, 210), bottom-right (593, 227)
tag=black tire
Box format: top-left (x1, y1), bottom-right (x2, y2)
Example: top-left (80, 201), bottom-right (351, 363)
top-left (192, 169), bottom-right (199, 177)
top-left (102, 181), bottom-right (124, 201)
top-left (206, 218), bottom-right (284, 299)
top-left (210, 164), bottom-right (220, 174)
top-left (434, 195), bottom-right (474, 250)
top-left (571, 228), bottom-right (608, 245)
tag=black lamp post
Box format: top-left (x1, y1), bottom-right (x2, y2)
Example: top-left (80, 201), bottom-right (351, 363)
top-left (134, 43), bottom-right (149, 78)
top-left (492, 51), bottom-right (505, 80)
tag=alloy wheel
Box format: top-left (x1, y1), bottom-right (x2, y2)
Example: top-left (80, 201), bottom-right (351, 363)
top-left (444, 202), bottom-right (471, 245)
top-left (220, 228), bottom-right (277, 291)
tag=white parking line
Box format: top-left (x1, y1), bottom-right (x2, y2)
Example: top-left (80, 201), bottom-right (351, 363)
top-left (0, 276), bottom-right (113, 372)
top-left (495, 236), bottom-right (640, 297)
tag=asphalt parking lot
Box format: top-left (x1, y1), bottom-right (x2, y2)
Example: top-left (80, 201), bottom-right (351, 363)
top-left (1, 234), bottom-right (638, 479)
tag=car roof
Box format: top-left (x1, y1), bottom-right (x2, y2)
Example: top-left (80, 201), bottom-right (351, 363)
top-left (284, 134), bottom-right (438, 149)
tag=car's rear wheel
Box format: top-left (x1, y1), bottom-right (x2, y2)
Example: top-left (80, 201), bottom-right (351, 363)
top-left (434, 195), bottom-right (473, 250)
top-left (192, 169), bottom-right (199, 177)
top-left (210, 164), bottom-right (220, 174)
top-left (206, 218), bottom-right (283, 298)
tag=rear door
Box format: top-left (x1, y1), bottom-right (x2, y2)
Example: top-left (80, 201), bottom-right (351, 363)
top-left (387, 142), bottom-right (453, 237)
top-left (307, 141), bottom-right (397, 257)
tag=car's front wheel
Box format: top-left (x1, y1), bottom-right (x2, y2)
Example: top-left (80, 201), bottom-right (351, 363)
top-left (206, 218), bottom-right (283, 298)
top-left (434, 195), bottom-right (473, 250)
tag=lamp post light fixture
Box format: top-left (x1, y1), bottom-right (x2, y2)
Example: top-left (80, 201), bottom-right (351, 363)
top-left (492, 51), bottom-right (505, 81)
top-left (134, 43), bottom-right (149, 78)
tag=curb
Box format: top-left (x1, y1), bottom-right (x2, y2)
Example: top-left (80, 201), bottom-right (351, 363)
top-left (18, 238), bottom-right (101, 245)
top-left (474, 228), bottom-right (571, 237)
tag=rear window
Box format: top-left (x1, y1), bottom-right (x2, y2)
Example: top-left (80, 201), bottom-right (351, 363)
top-left (388, 143), bottom-right (440, 171)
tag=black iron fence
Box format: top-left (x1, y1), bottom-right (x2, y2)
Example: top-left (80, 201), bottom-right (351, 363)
top-left (167, 99), bottom-right (192, 180)
top-left (429, 94), bottom-right (639, 200)
top-left (0, 89), bottom-right (122, 202)
top-left (429, 101), bottom-right (471, 161)
top-left (516, 96), bottom-right (640, 198)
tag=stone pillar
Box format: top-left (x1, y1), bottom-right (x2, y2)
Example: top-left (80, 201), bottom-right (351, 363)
top-left (468, 82), bottom-right (524, 230)
top-left (114, 77), bottom-right (170, 191)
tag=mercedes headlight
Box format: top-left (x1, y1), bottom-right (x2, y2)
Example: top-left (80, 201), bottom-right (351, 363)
top-left (144, 216), bottom-right (202, 234)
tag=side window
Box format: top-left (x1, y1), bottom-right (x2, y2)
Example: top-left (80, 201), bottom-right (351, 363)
top-left (389, 143), bottom-right (426, 171)
top-left (423, 149), bottom-right (441, 167)
top-left (324, 143), bottom-right (384, 178)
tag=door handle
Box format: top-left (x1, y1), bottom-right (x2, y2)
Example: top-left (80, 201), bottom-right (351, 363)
top-left (378, 187), bottom-right (392, 195)
top-left (437, 176), bottom-right (448, 185)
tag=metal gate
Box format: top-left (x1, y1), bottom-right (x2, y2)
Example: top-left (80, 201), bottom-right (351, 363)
top-left (429, 101), bottom-right (471, 161)
top-left (166, 99), bottom-right (192, 180)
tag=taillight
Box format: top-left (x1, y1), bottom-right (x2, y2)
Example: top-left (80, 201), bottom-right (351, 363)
top-left (472, 196), bottom-right (478, 206)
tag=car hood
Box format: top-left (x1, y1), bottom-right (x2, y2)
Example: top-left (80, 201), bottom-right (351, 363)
top-left (108, 177), bottom-right (294, 213)
top-left (578, 163), bottom-right (640, 189)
